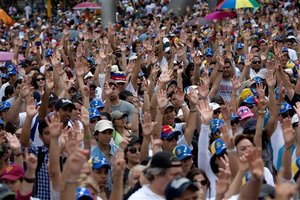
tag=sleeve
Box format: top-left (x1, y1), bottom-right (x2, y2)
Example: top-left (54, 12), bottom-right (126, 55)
top-left (263, 167), bottom-right (275, 186)
top-left (126, 103), bottom-right (135, 123)
top-left (271, 122), bottom-right (285, 171)
top-left (177, 136), bottom-right (193, 150)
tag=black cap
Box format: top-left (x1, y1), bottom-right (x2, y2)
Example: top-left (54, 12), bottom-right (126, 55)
top-left (150, 151), bottom-right (180, 169)
top-left (128, 135), bottom-right (141, 147)
top-left (55, 98), bottom-right (75, 110)
top-left (243, 118), bottom-right (257, 135)
top-left (165, 178), bottom-right (199, 200)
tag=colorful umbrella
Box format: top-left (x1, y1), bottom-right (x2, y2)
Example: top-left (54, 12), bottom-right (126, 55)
top-left (0, 51), bottom-right (25, 62)
top-left (216, 0), bottom-right (260, 10)
top-left (73, 2), bottom-right (102, 10)
top-left (0, 9), bottom-right (14, 26)
top-left (204, 11), bottom-right (236, 20)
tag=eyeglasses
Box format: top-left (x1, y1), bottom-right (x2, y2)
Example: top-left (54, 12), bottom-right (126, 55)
top-left (36, 78), bottom-right (45, 81)
top-left (194, 179), bottom-right (208, 186)
top-left (128, 147), bottom-right (141, 154)
top-left (252, 61), bottom-right (261, 64)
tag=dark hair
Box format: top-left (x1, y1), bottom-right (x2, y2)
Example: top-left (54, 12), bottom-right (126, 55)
top-left (210, 95), bottom-right (224, 105)
top-left (186, 168), bottom-right (211, 198)
top-left (38, 120), bottom-right (48, 137)
top-left (210, 151), bottom-right (227, 174)
top-left (119, 90), bottom-right (133, 101)
top-left (234, 134), bottom-right (254, 147)
top-left (2, 85), bottom-right (14, 101)
top-left (14, 79), bottom-right (22, 89)
top-left (100, 112), bottom-right (112, 121)
top-left (32, 72), bottom-right (45, 89)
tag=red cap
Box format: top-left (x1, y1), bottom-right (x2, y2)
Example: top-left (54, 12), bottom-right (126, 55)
top-left (0, 164), bottom-right (25, 181)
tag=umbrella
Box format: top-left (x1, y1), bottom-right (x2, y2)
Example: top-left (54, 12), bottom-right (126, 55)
top-left (73, 2), bottom-right (101, 10)
top-left (0, 51), bottom-right (24, 62)
top-left (204, 11), bottom-right (236, 20)
top-left (0, 9), bottom-right (14, 26)
top-left (54, 30), bottom-right (80, 40)
top-left (185, 17), bottom-right (211, 26)
top-left (216, 0), bottom-right (260, 10)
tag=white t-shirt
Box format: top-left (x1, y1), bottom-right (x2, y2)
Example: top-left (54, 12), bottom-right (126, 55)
top-left (128, 185), bottom-right (165, 200)
top-left (0, 82), bottom-right (10, 100)
top-left (288, 48), bottom-right (298, 62)
top-left (271, 121), bottom-right (284, 171)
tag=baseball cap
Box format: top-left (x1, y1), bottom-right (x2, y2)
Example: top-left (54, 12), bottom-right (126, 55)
top-left (210, 118), bottom-right (224, 134)
top-left (111, 71), bottom-right (127, 83)
top-left (173, 144), bottom-right (192, 161)
top-left (110, 110), bottom-right (128, 121)
top-left (209, 102), bottom-right (221, 111)
top-left (0, 101), bottom-right (11, 112)
top-left (92, 156), bottom-right (110, 170)
top-left (240, 88), bottom-right (254, 101)
top-left (55, 98), bottom-right (76, 110)
top-left (280, 102), bottom-right (293, 114)
top-left (163, 37), bottom-right (170, 44)
top-left (0, 119), bottom-right (4, 126)
top-left (111, 64), bottom-right (119, 72)
top-left (236, 43), bottom-right (244, 50)
top-left (88, 108), bottom-right (101, 119)
top-left (0, 164), bottom-right (25, 181)
top-left (243, 118), bottom-right (257, 134)
top-left (252, 76), bottom-right (264, 84)
top-left (0, 183), bottom-right (15, 200)
top-left (94, 120), bottom-right (114, 133)
top-left (90, 99), bottom-right (104, 109)
top-left (167, 79), bottom-right (177, 89)
top-left (165, 178), bottom-right (198, 200)
top-left (211, 138), bottom-right (227, 156)
top-left (164, 102), bottom-right (175, 111)
top-left (292, 114), bottom-right (299, 124)
top-left (237, 55), bottom-right (245, 65)
top-left (161, 125), bottom-right (181, 140)
top-left (237, 106), bottom-right (254, 120)
top-left (127, 135), bottom-right (141, 147)
top-left (129, 54), bottom-right (138, 61)
top-left (149, 151), bottom-right (180, 169)
top-left (184, 85), bottom-right (198, 95)
top-left (205, 48), bottom-right (213, 57)
top-left (243, 95), bottom-right (258, 105)
top-left (7, 64), bottom-right (17, 75)
top-left (84, 71), bottom-right (93, 80)
top-left (76, 187), bottom-right (94, 200)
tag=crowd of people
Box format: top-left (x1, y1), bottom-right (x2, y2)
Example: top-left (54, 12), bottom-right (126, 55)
top-left (0, 0), bottom-right (300, 199)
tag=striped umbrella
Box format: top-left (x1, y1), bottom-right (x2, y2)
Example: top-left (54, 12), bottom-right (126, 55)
top-left (216, 0), bottom-right (260, 10)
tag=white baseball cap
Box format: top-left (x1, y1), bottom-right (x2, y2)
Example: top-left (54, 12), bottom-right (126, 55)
top-left (94, 120), bottom-right (114, 133)
top-left (292, 114), bottom-right (299, 124)
top-left (209, 102), bottom-right (221, 111)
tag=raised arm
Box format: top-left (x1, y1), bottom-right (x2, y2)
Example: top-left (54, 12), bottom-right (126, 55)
top-left (131, 95), bottom-right (140, 137)
top-left (153, 89), bottom-right (169, 140)
top-left (19, 152), bottom-right (37, 196)
top-left (38, 71), bottom-right (54, 122)
top-left (293, 102), bottom-right (300, 157)
top-left (5, 132), bottom-right (23, 167)
top-left (80, 107), bottom-right (91, 152)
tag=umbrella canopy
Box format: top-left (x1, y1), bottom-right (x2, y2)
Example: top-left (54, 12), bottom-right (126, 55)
top-left (0, 9), bottom-right (14, 26)
top-left (185, 17), bottom-right (211, 26)
top-left (0, 51), bottom-right (24, 62)
top-left (216, 0), bottom-right (260, 10)
top-left (73, 2), bottom-right (102, 10)
top-left (54, 30), bottom-right (80, 40)
top-left (204, 11), bottom-right (236, 20)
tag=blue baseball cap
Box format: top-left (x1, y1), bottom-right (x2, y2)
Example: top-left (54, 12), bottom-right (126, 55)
top-left (205, 48), bottom-right (213, 57)
top-left (45, 48), bottom-right (53, 57)
top-left (280, 102), bottom-right (293, 114)
top-left (252, 76), bottom-right (264, 84)
top-left (76, 187), bottom-right (93, 200)
top-left (237, 55), bottom-right (245, 65)
top-left (173, 144), bottom-right (192, 161)
top-left (92, 156), bottom-right (110, 170)
top-left (210, 118), bottom-right (224, 134)
top-left (211, 138), bottom-right (227, 156)
top-left (231, 113), bottom-right (239, 121)
top-left (7, 65), bottom-right (17, 75)
top-left (90, 99), bottom-right (104, 109)
top-left (243, 95), bottom-right (257, 105)
top-left (236, 43), bottom-right (244, 50)
top-left (282, 47), bottom-right (289, 53)
top-left (0, 73), bottom-right (8, 79)
top-left (203, 37), bottom-right (209, 44)
top-left (0, 119), bottom-right (4, 125)
top-left (0, 101), bottom-right (11, 112)
top-left (88, 108), bottom-right (101, 119)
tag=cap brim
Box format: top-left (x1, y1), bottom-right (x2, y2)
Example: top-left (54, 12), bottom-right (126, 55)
top-left (240, 113), bottom-right (254, 120)
top-left (92, 163), bottom-right (110, 170)
top-left (1, 174), bottom-right (21, 181)
top-left (95, 125), bottom-right (114, 133)
top-left (62, 103), bottom-right (76, 110)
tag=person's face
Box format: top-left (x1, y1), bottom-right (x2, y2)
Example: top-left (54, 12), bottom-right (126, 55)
top-left (287, 42), bottom-right (293, 49)
top-left (126, 143), bottom-right (141, 165)
top-left (58, 107), bottom-right (72, 123)
top-left (15, 83), bottom-right (22, 96)
top-left (89, 117), bottom-right (100, 132)
top-left (167, 84), bottom-right (177, 94)
top-left (193, 173), bottom-right (208, 192)
top-left (231, 118), bottom-right (240, 132)
top-left (89, 86), bottom-right (96, 98)
top-left (92, 167), bottom-right (109, 188)
top-left (174, 188), bottom-right (199, 200)
top-left (251, 47), bottom-right (259, 54)
top-left (109, 84), bottom-right (119, 99)
top-left (162, 135), bottom-right (178, 152)
top-left (170, 94), bottom-right (179, 108)
top-left (2, 179), bottom-right (21, 193)
top-left (114, 116), bottom-right (127, 127)
top-left (240, 118), bottom-right (249, 129)
top-left (281, 54), bottom-right (289, 67)
top-left (1, 108), bottom-right (9, 122)
top-left (95, 129), bottom-right (113, 146)
top-left (223, 63), bottom-right (232, 78)
top-left (213, 108), bottom-right (221, 119)
top-left (163, 108), bottom-right (175, 125)
top-left (9, 74), bottom-right (17, 83)
top-left (251, 57), bottom-right (261, 71)
top-left (40, 126), bottom-right (51, 147)
top-left (165, 165), bottom-right (183, 180)
top-left (236, 138), bottom-right (253, 157)
top-left (181, 157), bottom-right (193, 173)
top-left (117, 82), bottom-right (126, 92)
top-left (260, 43), bottom-right (267, 51)
top-left (71, 103), bottom-right (81, 121)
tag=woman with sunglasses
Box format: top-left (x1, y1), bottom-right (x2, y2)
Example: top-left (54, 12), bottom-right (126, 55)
top-left (32, 72), bottom-right (45, 103)
top-left (111, 110), bottom-right (132, 147)
top-left (186, 168), bottom-right (211, 199)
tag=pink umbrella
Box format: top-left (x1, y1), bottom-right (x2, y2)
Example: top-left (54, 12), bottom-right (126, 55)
top-left (204, 11), bottom-right (236, 21)
top-left (73, 2), bottom-right (102, 10)
top-left (0, 51), bottom-right (25, 62)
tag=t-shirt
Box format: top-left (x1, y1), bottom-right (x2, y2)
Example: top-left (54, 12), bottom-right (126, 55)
top-left (217, 79), bottom-right (232, 102)
top-left (288, 48), bottom-right (298, 62)
top-left (0, 82), bottom-right (10, 100)
top-left (128, 185), bottom-right (165, 200)
top-left (110, 100), bottom-right (134, 123)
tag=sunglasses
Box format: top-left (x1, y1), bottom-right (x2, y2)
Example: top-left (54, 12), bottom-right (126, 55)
top-left (252, 61), bottom-right (261, 64)
top-left (128, 147), bottom-right (141, 154)
top-left (231, 119), bottom-right (240, 126)
top-left (194, 179), bottom-right (208, 186)
top-left (36, 78), bottom-right (45, 81)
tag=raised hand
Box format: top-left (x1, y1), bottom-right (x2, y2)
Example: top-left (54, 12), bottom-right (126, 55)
top-left (220, 124), bottom-right (234, 149)
top-left (201, 69), bottom-right (210, 87)
top-left (157, 89), bottom-right (169, 109)
top-left (132, 94), bottom-right (140, 109)
top-left (239, 155), bottom-right (249, 173)
top-left (246, 148), bottom-right (264, 180)
top-left (65, 148), bottom-right (89, 174)
top-left (230, 75), bottom-right (242, 91)
top-left (141, 112), bottom-right (157, 138)
top-left (294, 102), bottom-right (300, 118)
top-left (216, 157), bottom-right (231, 196)
top-left (25, 150), bottom-right (38, 170)
top-left (104, 81), bottom-right (112, 98)
top-left (26, 98), bottom-right (38, 118)
top-left (256, 83), bottom-right (265, 99)
top-left (197, 99), bottom-right (213, 125)
top-left (221, 104), bottom-right (231, 122)
top-left (197, 82), bottom-right (209, 99)
top-left (4, 132), bottom-right (21, 151)
top-left (258, 97), bottom-right (268, 111)
top-left (112, 149), bottom-right (126, 177)
top-left (275, 169), bottom-right (297, 200)
top-left (20, 81), bottom-right (32, 100)
top-left (175, 88), bottom-right (185, 105)
top-left (159, 69), bottom-right (173, 84)
top-left (45, 112), bottom-right (63, 138)
top-left (45, 71), bottom-right (54, 91)
top-left (80, 107), bottom-right (90, 127)
top-left (282, 118), bottom-right (295, 148)
top-left (266, 70), bottom-right (276, 89)
top-left (187, 87), bottom-right (198, 106)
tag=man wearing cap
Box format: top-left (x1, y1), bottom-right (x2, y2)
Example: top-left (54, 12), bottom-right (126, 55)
top-left (91, 120), bottom-right (118, 191)
top-left (91, 156), bottom-right (110, 198)
top-left (128, 151), bottom-right (183, 200)
top-left (0, 64), bottom-right (18, 100)
top-left (173, 144), bottom-right (193, 176)
top-left (105, 81), bottom-right (134, 123)
top-left (164, 177), bottom-right (199, 200)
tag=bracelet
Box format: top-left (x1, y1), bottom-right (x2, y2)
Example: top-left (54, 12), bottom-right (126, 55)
top-left (24, 177), bottom-right (36, 183)
top-left (190, 109), bottom-right (197, 113)
top-left (134, 111), bottom-right (139, 114)
top-left (65, 179), bottom-right (79, 184)
top-left (217, 70), bottom-right (223, 72)
top-left (181, 102), bottom-right (187, 108)
top-left (227, 147), bottom-right (236, 153)
top-left (257, 110), bottom-right (266, 114)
